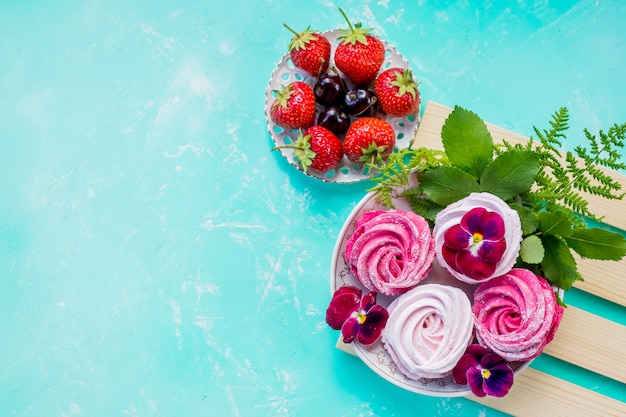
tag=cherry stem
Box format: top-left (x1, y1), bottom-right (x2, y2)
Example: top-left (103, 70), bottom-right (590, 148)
top-left (353, 96), bottom-right (378, 117)
top-left (329, 65), bottom-right (348, 91)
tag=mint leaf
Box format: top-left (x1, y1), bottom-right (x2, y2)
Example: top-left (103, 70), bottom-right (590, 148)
top-left (441, 106), bottom-right (493, 178)
top-left (564, 229), bottom-right (626, 260)
top-left (541, 235), bottom-right (579, 290)
top-left (538, 211), bottom-right (573, 237)
top-left (480, 150), bottom-right (540, 200)
top-left (509, 203), bottom-right (539, 235)
top-left (520, 235), bottom-right (545, 264)
top-left (420, 166), bottom-right (481, 206)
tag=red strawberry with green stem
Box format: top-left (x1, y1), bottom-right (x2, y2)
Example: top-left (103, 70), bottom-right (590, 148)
top-left (283, 24), bottom-right (331, 77)
top-left (269, 81), bottom-right (316, 130)
top-left (334, 8), bottom-right (385, 86)
top-left (273, 126), bottom-right (344, 174)
top-left (374, 67), bottom-right (420, 117)
top-left (344, 117), bottom-right (396, 170)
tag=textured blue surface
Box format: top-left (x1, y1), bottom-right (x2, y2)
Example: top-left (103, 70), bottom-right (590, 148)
top-left (1, 1), bottom-right (625, 416)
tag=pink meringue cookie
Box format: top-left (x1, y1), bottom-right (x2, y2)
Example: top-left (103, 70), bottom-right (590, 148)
top-left (432, 192), bottom-right (522, 284)
top-left (472, 268), bottom-right (564, 362)
top-left (382, 283), bottom-right (474, 379)
top-left (344, 210), bottom-right (435, 296)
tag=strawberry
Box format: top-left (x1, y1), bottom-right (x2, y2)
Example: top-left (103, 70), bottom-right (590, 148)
top-left (269, 81), bottom-right (316, 130)
top-left (334, 8), bottom-right (385, 86)
top-left (283, 24), bottom-right (331, 77)
top-left (274, 126), bottom-right (344, 173)
top-left (374, 67), bottom-right (420, 117)
top-left (344, 117), bottom-right (396, 167)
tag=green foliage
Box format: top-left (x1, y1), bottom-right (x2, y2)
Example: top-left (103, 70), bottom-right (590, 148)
top-left (525, 108), bottom-right (626, 221)
top-left (509, 203), bottom-right (539, 235)
top-left (520, 235), bottom-right (544, 264)
top-left (564, 228), bottom-right (626, 261)
top-left (540, 235), bottom-right (581, 291)
top-left (420, 166), bottom-right (480, 205)
top-left (479, 150), bottom-right (540, 200)
top-left (441, 106), bottom-right (493, 178)
top-left (368, 105), bottom-right (626, 292)
top-left (369, 147), bottom-right (448, 208)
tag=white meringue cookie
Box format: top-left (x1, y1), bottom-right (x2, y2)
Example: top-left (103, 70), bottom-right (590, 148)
top-left (432, 192), bottom-right (522, 284)
top-left (382, 283), bottom-right (474, 379)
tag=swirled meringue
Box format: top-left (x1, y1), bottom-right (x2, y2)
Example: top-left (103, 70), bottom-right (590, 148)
top-left (344, 210), bottom-right (435, 296)
top-left (472, 268), bottom-right (564, 362)
top-left (433, 192), bottom-right (522, 284)
top-left (381, 283), bottom-right (474, 379)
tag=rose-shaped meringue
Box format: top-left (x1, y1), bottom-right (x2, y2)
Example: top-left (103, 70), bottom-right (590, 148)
top-left (344, 210), bottom-right (435, 296)
top-left (381, 283), bottom-right (474, 379)
top-left (472, 268), bottom-right (564, 362)
top-left (433, 192), bottom-right (522, 284)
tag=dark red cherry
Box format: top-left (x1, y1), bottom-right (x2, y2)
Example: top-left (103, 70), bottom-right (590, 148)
top-left (343, 88), bottom-right (378, 116)
top-left (314, 73), bottom-right (346, 106)
top-left (317, 106), bottom-right (351, 135)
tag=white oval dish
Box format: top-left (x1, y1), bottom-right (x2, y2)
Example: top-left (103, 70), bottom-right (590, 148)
top-left (265, 29), bottom-right (420, 183)
top-left (330, 190), bottom-right (538, 397)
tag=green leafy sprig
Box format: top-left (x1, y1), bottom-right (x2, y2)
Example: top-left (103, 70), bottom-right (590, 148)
top-left (369, 105), bottom-right (626, 292)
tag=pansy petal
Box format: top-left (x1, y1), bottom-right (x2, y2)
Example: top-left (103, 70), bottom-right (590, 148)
top-left (366, 304), bottom-right (390, 324)
top-left (441, 245), bottom-right (461, 273)
top-left (477, 239), bottom-right (507, 263)
top-left (460, 208), bottom-right (488, 234)
top-left (456, 250), bottom-right (497, 280)
top-left (326, 286), bottom-right (362, 330)
top-left (465, 344), bottom-right (492, 359)
top-left (452, 353), bottom-right (479, 385)
top-left (358, 305), bottom-right (389, 345)
top-left (481, 353), bottom-right (508, 369)
top-left (333, 285), bottom-right (363, 299)
top-left (479, 211), bottom-right (506, 241)
top-left (360, 291), bottom-right (378, 312)
top-left (466, 367), bottom-right (487, 397)
top-left (483, 364), bottom-right (514, 398)
top-left (358, 321), bottom-right (383, 345)
top-left (341, 317), bottom-right (360, 344)
top-left (443, 225), bottom-right (471, 250)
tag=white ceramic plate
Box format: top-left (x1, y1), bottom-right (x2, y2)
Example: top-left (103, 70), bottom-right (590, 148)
top-left (330, 190), bottom-right (534, 397)
top-left (265, 29), bottom-right (420, 183)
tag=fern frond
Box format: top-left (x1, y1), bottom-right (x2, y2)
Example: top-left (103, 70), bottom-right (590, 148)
top-left (369, 147), bottom-right (449, 208)
top-left (528, 108), bottom-right (625, 218)
top-left (533, 107), bottom-right (570, 150)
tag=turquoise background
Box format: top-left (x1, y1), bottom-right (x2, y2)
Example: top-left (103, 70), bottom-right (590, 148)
top-left (1, 1), bottom-right (625, 416)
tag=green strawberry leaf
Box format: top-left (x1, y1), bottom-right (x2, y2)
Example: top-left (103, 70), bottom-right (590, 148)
top-left (564, 228), bottom-right (626, 260)
top-left (283, 24), bottom-right (317, 51)
top-left (337, 8), bottom-right (372, 45)
top-left (541, 234), bottom-right (580, 290)
top-left (520, 235), bottom-right (544, 264)
top-left (292, 132), bottom-right (316, 172)
top-left (538, 211), bottom-right (573, 237)
top-left (509, 203), bottom-right (539, 235)
top-left (390, 69), bottom-right (417, 98)
top-left (441, 106), bottom-right (494, 178)
top-left (480, 150), bottom-right (540, 200)
top-left (419, 166), bottom-right (480, 206)
top-left (359, 142), bottom-right (388, 170)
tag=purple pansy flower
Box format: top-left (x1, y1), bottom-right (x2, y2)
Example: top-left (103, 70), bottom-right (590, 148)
top-left (442, 207), bottom-right (507, 281)
top-left (325, 285), bottom-right (389, 346)
top-left (452, 344), bottom-right (514, 398)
